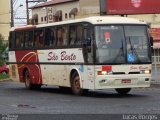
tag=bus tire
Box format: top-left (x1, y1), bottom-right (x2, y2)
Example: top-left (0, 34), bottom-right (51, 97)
top-left (115, 88), bottom-right (131, 95)
top-left (24, 70), bottom-right (41, 90)
top-left (71, 72), bottom-right (87, 95)
top-left (24, 70), bottom-right (33, 89)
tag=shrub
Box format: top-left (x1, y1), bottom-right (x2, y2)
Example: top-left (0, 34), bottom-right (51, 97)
top-left (0, 34), bottom-right (8, 66)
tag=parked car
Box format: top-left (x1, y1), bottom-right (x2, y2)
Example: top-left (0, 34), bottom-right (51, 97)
top-left (0, 64), bottom-right (9, 74)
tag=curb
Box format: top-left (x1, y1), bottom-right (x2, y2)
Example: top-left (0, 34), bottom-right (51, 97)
top-left (0, 79), bottom-right (12, 82)
top-left (151, 84), bottom-right (160, 88)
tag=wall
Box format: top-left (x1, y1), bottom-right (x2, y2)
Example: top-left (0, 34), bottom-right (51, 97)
top-left (77, 0), bottom-right (100, 18)
top-left (0, 0), bottom-right (10, 41)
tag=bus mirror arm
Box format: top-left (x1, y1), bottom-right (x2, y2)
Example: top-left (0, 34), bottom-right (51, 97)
top-left (150, 37), bottom-right (153, 47)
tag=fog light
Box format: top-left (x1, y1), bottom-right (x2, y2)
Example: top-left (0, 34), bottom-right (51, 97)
top-left (145, 78), bottom-right (149, 81)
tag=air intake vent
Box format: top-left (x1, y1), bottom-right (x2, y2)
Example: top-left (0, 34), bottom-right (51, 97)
top-left (129, 72), bottom-right (140, 74)
top-left (112, 72), bottom-right (125, 75)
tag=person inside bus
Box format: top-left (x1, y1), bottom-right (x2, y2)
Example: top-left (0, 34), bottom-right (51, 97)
top-left (35, 31), bottom-right (43, 48)
top-left (69, 26), bottom-right (76, 45)
top-left (57, 28), bottom-right (64, 46)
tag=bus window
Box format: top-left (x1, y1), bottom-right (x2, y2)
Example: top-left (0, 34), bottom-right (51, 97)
top-left (34, 30), bottom-right (44, 48)
top-left (63, 26), bottom-right (69, 46)
top-left (83, 27), bottom-right (93, 63)
top-left (77, 25), bottom-right (83, 46)
top-left (57, 27), bottom-right (63, 46)
top-left (28, 31), bottom-right (34, 48)
top-left (9, 32), bottom-right (15, 49)
top-left (24, 31), bottom-right (29, 47)
top-left (15, 32), bottom-right (24, 48)
top-left (45, 28), bottom-right (56, 47)
top-left (69, 25), bottom-right (76, 46)
top-left (57, 26), bottom-right (69, 46)
top-left (69, 25), bottom-right (83, 46)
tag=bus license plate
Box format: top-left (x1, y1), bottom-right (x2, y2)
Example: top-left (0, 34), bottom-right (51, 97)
top-left (121, 79), bottom-right (131, 84)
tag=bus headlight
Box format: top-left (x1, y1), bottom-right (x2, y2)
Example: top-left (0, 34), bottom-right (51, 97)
top-left (97, 71), bottom-right (113, 75)
top-left (140, 70), bottom-right (151, 74)
top-left (102, 71), bottom-right (107, 75)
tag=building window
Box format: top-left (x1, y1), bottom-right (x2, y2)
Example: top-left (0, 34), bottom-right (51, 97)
top-left (44, 16), bottom-right (47, 21)
top-left (65, 13), bottom-right (68, 19)
top-left (41, 17), bottom-right (43, 22)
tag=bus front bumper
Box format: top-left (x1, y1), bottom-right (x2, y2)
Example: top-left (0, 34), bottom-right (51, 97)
top-left (95, 74), bottom-right (151, 89)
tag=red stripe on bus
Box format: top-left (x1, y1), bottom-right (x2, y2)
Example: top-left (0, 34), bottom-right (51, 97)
top-left (15, 26), bottom-right (36, 31)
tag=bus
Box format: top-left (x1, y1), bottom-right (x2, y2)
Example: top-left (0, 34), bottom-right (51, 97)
top-left (9, 16), bottom-right (152, 95)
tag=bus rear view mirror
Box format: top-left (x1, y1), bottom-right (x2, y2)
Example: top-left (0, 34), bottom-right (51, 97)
top-left (150, 37), bottom-right (153, 54)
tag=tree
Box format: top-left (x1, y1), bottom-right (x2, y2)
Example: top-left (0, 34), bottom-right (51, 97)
top-left (0, 34), bottom-right (7, 66)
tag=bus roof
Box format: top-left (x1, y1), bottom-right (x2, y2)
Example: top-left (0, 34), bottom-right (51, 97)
top-left (11, 16), bottom-right (146, 31)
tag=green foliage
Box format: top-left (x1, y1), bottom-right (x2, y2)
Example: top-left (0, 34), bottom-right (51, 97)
top-left (0, 74), bottom-right (9, 80)
top-left (0, 33), bottom-right (8, 66)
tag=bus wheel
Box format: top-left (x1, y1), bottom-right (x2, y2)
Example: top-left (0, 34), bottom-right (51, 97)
top-left (24, 70), bottom-right (41, 90)
top-left (71, 72), bottom-right (86, 95)
top-left (24, 70), bottom-right (33, 89)
top-left (115, 88), bottom-right (131, 95)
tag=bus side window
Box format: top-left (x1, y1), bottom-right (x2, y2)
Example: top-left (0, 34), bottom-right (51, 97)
top-left (77, 25), bottom-right (83, 46)
top-left (45, 28), bottom-right (56, 47)
top-left (28, 31), bottom-right (34, 48)
top-left (34, 30), bottom-right (44, 48)
top-left (63, 26), bottom-right (69, 46)
top-left (69, 25), bottom-right (76, 46)
top-left (15, 32), bottom-right (24, 48)
top-left (57, 27), bottom-right (64, 46)
top-left (84, 27), bottom-right (93, 63)
top-left (9, 32), bottom-right (15, 49)
top-left (56, 26), bottom-right (69, 47)
top-left (24, 31), bottom-right (29, 47)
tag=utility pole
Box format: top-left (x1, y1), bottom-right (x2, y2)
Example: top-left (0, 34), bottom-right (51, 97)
top-left (10, 0), bottom-right (14, 27)
top-left (26, 0), bottom-right (29, 25)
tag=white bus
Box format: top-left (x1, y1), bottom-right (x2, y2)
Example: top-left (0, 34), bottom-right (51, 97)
top-left (9, 16), bottom-right (152, 95)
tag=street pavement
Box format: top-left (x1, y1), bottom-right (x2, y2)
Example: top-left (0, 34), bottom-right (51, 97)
top-left (0, 81), bottom-right (159, 120)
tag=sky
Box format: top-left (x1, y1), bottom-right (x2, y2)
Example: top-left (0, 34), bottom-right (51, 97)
top-left (14, 0), bottom-right (47, 26)
top-left (14, 0), bottom-right (28, 25)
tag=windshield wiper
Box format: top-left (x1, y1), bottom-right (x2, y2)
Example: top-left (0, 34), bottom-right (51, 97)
top-left (113, 39), bottom-right (125, 63)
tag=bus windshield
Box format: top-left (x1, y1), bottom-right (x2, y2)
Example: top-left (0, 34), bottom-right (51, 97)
top-left (95, 25), bottom-right (151, 64)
